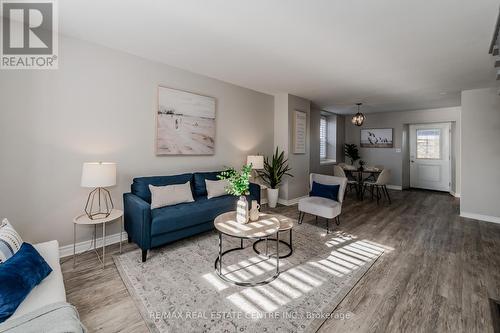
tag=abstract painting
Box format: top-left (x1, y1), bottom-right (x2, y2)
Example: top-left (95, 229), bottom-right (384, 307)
top-left (156, 86), bottom-right (216, 155)
top-left (360, 128), bottom-right (393, 148)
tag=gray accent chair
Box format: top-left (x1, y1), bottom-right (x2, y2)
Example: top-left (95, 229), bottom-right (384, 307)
top-left (297, 174), bottom-right (348, 233)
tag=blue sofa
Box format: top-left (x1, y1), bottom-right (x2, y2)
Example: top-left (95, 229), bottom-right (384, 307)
top-left (123, 171), bottom-right (260, 262)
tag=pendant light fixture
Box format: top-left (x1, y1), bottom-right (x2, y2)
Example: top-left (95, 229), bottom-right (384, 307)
top-left (351, 103), bottom-right (365, 126)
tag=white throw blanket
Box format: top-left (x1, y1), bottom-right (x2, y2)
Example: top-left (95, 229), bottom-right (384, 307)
top-left (0, 302), bottom-right (86, 333)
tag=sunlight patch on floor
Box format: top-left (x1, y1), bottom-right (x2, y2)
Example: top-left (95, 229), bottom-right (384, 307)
top-left (325, 233), bottom-right (357, 247)
top-left (202, 272), bottom-right (230, 291)
top-left (227, 266), bottom-right (326, 317)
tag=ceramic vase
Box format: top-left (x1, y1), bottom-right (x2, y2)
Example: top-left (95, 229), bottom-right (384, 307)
top-left (249, 200), bottom-right (261, 221)
top-left (236, 196), bottom-right (250, 224)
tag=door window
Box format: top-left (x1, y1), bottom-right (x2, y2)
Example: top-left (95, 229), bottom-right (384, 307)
top-left (416, 128), bottom-right (441, 159)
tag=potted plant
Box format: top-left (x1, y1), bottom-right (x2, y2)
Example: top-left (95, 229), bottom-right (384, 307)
top-left (218, 164), bottom-right (252, 223)
top-left (344, 143), bottom-right (360, 165)
top-left (257, 147), bottom-right (293, 208)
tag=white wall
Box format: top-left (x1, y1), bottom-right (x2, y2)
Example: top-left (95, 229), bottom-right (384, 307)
top-left (461, 88), bottom-right (500, 222)
top-left (273, 93), bottom-right (290, 199)
top-left (287, 94), bottom-right (311, 200)
top-left (344, 107), bottom-right (461, 193)
top-left (273, 94), bottom-right (311, 201)
top-left (0, 35), bottom-right (274, 246)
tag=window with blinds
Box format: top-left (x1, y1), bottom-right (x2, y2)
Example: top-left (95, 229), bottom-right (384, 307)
top-left (320, 116), bottom-right (327, 160)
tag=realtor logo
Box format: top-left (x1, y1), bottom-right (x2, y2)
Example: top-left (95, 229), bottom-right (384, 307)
top-left (1, 0), bottom-right (58, 69)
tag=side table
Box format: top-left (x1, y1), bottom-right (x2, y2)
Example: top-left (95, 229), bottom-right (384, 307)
top-left (73, 209), bottom-right (123, 268)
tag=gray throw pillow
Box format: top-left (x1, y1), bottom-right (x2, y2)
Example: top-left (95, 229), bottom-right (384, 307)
top-left (205, 179), bottom-right (230, 199)
top-left (149, 181), bottom-right (194, 209)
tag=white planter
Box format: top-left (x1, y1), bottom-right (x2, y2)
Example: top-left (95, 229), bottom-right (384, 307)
top-left (267, 188), bottom-right (279, 208)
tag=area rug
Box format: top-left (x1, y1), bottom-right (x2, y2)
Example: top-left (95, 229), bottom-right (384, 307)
top-left (114, 219), bottom-right (384, 333)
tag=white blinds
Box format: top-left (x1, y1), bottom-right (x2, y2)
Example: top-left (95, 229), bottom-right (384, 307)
top-left (320, 116), bottom-right (327, 159)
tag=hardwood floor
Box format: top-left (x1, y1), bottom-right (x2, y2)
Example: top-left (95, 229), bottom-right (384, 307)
top-left (61, 189), bottom-right (500, 332)
top-left (61, 242), bottom-right (149, 333)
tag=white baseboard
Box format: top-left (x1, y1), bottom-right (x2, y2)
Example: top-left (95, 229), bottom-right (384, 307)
top-left (450, 191), bottom-right (461, 198)
top-left (386, 185), bottom-right (402, 190)
top-left (59, 231), bottom-right (128, 258)
top-left (278, 195), bottom-right (308, 206)
top-left (460, 212), bottom-right (500, 224)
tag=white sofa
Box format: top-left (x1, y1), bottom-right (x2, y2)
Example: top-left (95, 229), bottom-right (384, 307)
top-left (6, 240), bottom-right (66, 321)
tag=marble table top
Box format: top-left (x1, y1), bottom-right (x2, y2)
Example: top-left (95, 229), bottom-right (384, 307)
top-left (214, 211), bottom-right (290, 238)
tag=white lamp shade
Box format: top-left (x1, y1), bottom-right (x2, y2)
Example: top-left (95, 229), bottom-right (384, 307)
top-left (247, 155), bottom-right (264, 170)
top-left (81, 162), bottom-right (117, 188)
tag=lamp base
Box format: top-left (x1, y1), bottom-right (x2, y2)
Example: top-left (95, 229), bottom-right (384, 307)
top-left (85, 187), bottom-right (114, 220)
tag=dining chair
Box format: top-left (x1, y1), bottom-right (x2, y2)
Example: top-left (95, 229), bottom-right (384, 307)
top-left (362, 169), bottom-right (391, 204)
top-left (298, 174), bottom-right (347, 234)
top-left (333, 165), bottom-right (357, 195)
top-left (363, 165), bottom-right (385, 182)
top-left (363, 166), bottom-right (375, 182)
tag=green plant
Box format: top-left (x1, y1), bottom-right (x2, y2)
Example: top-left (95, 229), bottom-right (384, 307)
top-left (218, 164), bottom-right (252, 196)
top-left (344, 143), bottom-right (360, 165)
top-left (257, 147), bottom-right (293, 189)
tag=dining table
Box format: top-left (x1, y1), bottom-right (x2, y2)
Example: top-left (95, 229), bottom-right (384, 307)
top-left (341, 166), bottom-right (383, 200)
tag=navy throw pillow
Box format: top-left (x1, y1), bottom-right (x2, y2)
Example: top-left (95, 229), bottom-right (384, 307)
top-left (310, 181), bottom-right (340, 201)
top-left (0, 242), bottom-right (52, 323)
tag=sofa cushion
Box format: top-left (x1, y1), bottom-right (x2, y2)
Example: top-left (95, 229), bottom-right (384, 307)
top-left (193, 171), bottom-right (222, 197)
top-left (0, 243), bottom-right (52, 323)
top-left (151, 195), bottom-right (237, 235)
top-left (131, 173), bottom-right (193, 203)
top-left (298, 196), bottom-right (341, 219)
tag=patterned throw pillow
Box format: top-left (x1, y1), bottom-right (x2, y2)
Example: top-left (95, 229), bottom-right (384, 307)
top-left (0, 219), bottom-right (23, 263)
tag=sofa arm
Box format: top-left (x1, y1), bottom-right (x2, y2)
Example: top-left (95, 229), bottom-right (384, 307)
top-left (123, 193), bottom-right (152, 250)
top-left (248, 183), bottom-right (261, 204)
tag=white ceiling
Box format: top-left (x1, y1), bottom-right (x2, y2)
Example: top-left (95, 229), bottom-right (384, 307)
top-left (59, 0), bottom-right (500, 114)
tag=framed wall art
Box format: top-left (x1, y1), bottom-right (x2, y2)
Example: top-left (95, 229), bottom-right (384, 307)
top-left (156, 86), bottom-right (216, 155)
top-left (360, 128), bottom-right (393, 148)
top-left (293, 110), bottom-right (307, 154)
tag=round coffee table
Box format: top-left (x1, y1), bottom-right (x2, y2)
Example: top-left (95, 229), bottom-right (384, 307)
top-left (214, 211), bottom-right (280, 286)
top-left (252, 215), bottom-right (294, 258)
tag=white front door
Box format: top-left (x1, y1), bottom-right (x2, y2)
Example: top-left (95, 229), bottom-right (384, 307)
top-left (409, 123), bottom-right (451, 192)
